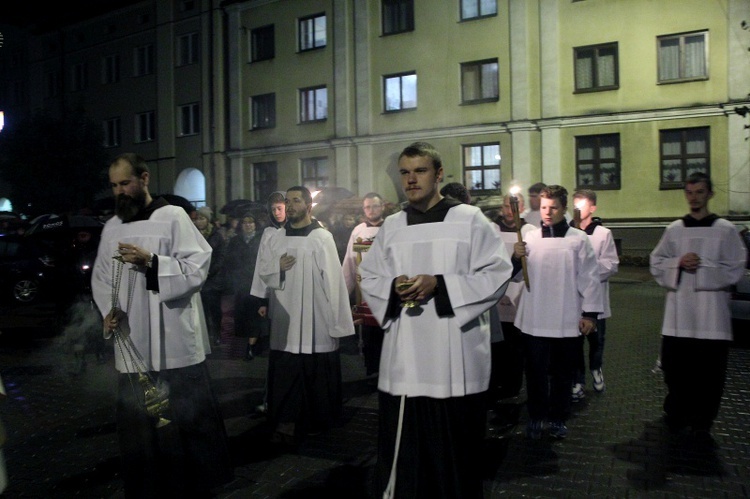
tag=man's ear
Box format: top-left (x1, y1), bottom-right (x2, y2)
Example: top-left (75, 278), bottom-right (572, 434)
top-left (436, 167), bottom-right (444, 183)
top-left (140, 171), bottom-right (150, 187)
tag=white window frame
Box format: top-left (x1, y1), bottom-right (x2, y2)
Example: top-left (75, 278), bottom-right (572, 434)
top-left (103, 117), bottom-right (121, 147)
top-left (178, 103), bottom-right (200, 136)
top-left (135, 111), bottom-right (156, 143)
top-left (177, 32), bottom-right (199, 66)
top-left (463, 143), bottom-right (500, 194)
top-left (250, 93), bottom-right (276, 130)
top-left (384, 72), bottom-right (417, 112)
top-left (298, 13), bottom-right (326, 51)
top-left (301, 157), bottom-right (329, 190)
top-left (657, 30), bottom-right (708, 83)
top-left (299, 86), bottom-right (328, 123)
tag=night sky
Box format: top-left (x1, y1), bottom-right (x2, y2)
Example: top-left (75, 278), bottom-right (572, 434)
top-left (1, 1), bottom-right (142, 32)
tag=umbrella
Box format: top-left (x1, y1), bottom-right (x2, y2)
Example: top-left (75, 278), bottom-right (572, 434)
top-left (157, 194), bottom-right (195, 215)
top-left (220, 199), bottom-right (266, 218)
top-left (25, 213), bottom-right (67, 235)
top-left (68, 214), bottom-right (104, 229)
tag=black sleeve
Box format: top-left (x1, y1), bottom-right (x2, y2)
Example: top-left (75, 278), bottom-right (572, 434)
top-left (145, 254), bottom-right (159, 292)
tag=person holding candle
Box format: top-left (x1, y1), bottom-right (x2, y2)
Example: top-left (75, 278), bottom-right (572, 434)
top-left (568, 190), bottom-right (619, 401)
top-left (650, 173), bottom-right (746, 438)
top-left (359, 142), bottom-right (512, 498)
top-left (512, 185), bottom-right (602, 440)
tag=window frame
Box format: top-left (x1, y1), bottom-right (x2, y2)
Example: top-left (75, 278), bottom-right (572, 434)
top-left (298, 13), bottom-right (326, 52)
top-left (299, 86), bottom-right (328, 123)
top-left (72, 62), bottom-right (88, 91)
top-left (383, 71), bottom-right (417, 113)
top-left (250, 93), bottom-right (276, 130)
top-left (382, 0), bottom-right (414, 36)
top-left (575, 133), bottom-right (621, 191)
top-left (134, 44), bottom-right (154, 77)
top-left (657, 30), bottom-right (709, 84)
top-left (177, 32), bottom-right (199, 67)
top-left (659, 126), bottom-right (710, 189)
top-left (252, 161), bottom-right (278, 201)
top-left (102, 53), bottom-right (120, 84)
top-left (462, 142), bottom-right (501, 195)
top-left (460, 58), bottom-right (499, 104)
top-left (250, 24), bottom-right (275, 62)
top-left (573, 42), bottom-right (619, 93)
top-left (135, 111), bottom-right (156, 143)
top-left (300, 157), bottom-right (329, 190)
top-left (103, 117), bottom-right (121, 147)
top-left (178, 103), bottom-right (200, 137)
top-left (459, 0), bottom-right (498, 21)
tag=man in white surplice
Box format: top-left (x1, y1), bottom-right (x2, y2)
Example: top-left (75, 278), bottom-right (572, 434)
top-left (257, 186), bottom-right (354, 445)
top-left (359, 142), bottom-right (512, 498)
top-left (92, 153), bottom-right (230, 497)
top-left (650, 172), bottom-right (746, 436)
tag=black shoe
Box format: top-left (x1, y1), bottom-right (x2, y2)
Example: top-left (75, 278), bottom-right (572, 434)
top-left (245, 344), bottom-right (254, 361)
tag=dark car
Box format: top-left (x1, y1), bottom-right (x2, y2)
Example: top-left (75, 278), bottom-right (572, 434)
top-left (0, 233), bottom-right (62, 304)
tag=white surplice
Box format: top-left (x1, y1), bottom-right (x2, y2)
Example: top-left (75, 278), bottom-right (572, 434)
top-left (650, 218), bottom-right (746, 340)
top-left (359, 204), bottom-right (512, 398)
top-left (258, 224), bottom-right (355, 353)
top-left (341, 222), bottom-right (382, 296)
top-left (587, 224), bottom-right (619, 319)
top-left (514, 227), bottom-right (603, 338)
top-left (92, 205), bottom-right (212, 372)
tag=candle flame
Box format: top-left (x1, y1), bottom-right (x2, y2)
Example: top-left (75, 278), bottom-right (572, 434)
top-left (509, 185), bottom-right (521, 196)
top-left (574, 199), bottom-right (585, 210)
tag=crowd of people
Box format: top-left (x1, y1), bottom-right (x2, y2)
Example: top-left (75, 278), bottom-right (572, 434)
top-left (77, 147), bottom-right (746, 498)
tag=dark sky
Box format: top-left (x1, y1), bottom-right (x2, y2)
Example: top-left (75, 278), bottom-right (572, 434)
top-left (1, 1), bottom-right (141, 31)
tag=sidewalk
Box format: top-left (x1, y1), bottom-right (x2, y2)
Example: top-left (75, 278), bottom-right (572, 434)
top-left (0, 268), bottom-right (748, 498)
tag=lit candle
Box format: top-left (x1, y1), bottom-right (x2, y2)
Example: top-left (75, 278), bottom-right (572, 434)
top-left (573, 199), bottom-right (584, 228)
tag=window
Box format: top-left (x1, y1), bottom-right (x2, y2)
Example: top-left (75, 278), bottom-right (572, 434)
top-left (300, 86), bottom-right (328, 122)
top-left (45, 70), bottom-right (60, 97)
top-left (134, 44), bottom-right (154, 76)
top-left (103, 117), bottom-right (121, 147)
top-left (463, 143), bottom-right (500, 194)
top-left (658, 31), bottom-right (708, 83)
top-left (250, 93), bottom-right (276, 130)
top-left (460, 0), bottom-right (497, 20)
top-left (301, 157), bottom-right (329, 189)
top-left (135, 111), bottom-right (156, 143)
top-left (383, 0), bottom-right (414, 35)
top-left (384, 72), bottom-right (417, 112)
top-left (574, 43), bottom-right (618, 92)
top-left (253, 161), bottom-right (278, 201)
top-left (250, 25), bottom-right (274, 62)
top-left (178, 32), bottom-right (199, 66)
top-left (178, 103), bottom-right (200, 136)
top-left (102, 54), bottom-right (120, 84)
top-left (659, 127), bottom-right (709, 189)
top-left (298, 14), bottom-right (326, 51)
top-left (576, 134), bottom-right (621, 190)
top-left (72, 63), bottom-right (87, 91)
top-left (461, 59), bottom-right (499, 103)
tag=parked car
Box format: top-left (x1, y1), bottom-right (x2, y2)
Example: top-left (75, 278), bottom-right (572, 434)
top-left (0, 233), bottom-right (62, 304)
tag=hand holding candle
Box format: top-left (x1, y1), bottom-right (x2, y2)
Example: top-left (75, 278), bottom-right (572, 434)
top-left (509, 185), bottom-right (530, 291)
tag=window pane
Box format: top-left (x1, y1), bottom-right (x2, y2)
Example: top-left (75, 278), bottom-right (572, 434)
top-left (481, 0), bottom-right (497, 15)
top-left (316, 88), bottom-right (327, 119)
top-left (464, 145), bottom-right (482, 166)
top-left (462, 65), bottom-right (480, 101)
top-left (462, 0), bottom-right (478, 19)
top-left (684, 34), bottom-right (706, 78)
top-left (597, 47), bottom-right (616, 87)
top-left (483, 144), bottom-right (500, 165)
top-left (465, 170), bottom-right (483, 190)
top-left (481, 62), bottom-right (498, 98)
top-left (575, 50), bottom-right (593, 89)
top-left (402, 74), bottom-right (417, 108)
top-left (659, 38), bottom-right (680, 80)
top-left (385, 77), bottom-right (401, 111)
top-left (315, 16), bottom-right (326, 47)
top-left (484, 168), bottom-right (500, 190)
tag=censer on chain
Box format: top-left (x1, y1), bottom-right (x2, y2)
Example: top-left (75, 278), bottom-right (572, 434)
top-left (110, 253), bottom-right (171, 428)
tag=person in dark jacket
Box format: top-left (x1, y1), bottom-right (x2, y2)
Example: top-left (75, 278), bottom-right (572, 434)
top-left (222, 210), bottom-right (266, 359)
top-left (193, 206), bottom-right (226, 347)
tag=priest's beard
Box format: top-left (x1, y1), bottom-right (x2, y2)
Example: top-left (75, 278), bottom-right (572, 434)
top-left (115, 190), bottom-right (147, 222)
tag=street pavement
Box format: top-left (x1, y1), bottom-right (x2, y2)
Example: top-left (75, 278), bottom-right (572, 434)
top-left (1, 265), bottom-right (749, 498)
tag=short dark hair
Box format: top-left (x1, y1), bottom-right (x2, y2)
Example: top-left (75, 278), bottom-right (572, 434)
top-left (363, 192), bottom-right (383, 202)
top-left (685, 172), bottom-right (712, 193)
top-left (399, 141), bottom-right (443, 171)
top-left (573, 189), bottom-right (597, 205)
top-left (540, 185), bottom-right (568, 209)
top-left (440, 182), bottom-right (471, 204)
top-left (267, 191), bottom-right (285, 206)
top-left (528, 182), bottom-right (546, 195)
top-left (286, 185), bottom-right (313, 206)
top-left (112, 153), bottom-right (149, 177)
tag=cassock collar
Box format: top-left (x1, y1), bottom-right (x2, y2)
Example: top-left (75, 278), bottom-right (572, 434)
top-left (365, 220), bottom-right (383, 228)
top-left (123, 196), bottom-right (170, 223)
top-left (541, 218), bottom-right (570, 238)
top-left (570, 217), bottom-right (603, 235)
top-left (404, 197), bottom-right (462, 225)
top-left (682, 213), bottom-right (719, 227)
top-left (286, 219), bottom-right (324, 236)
